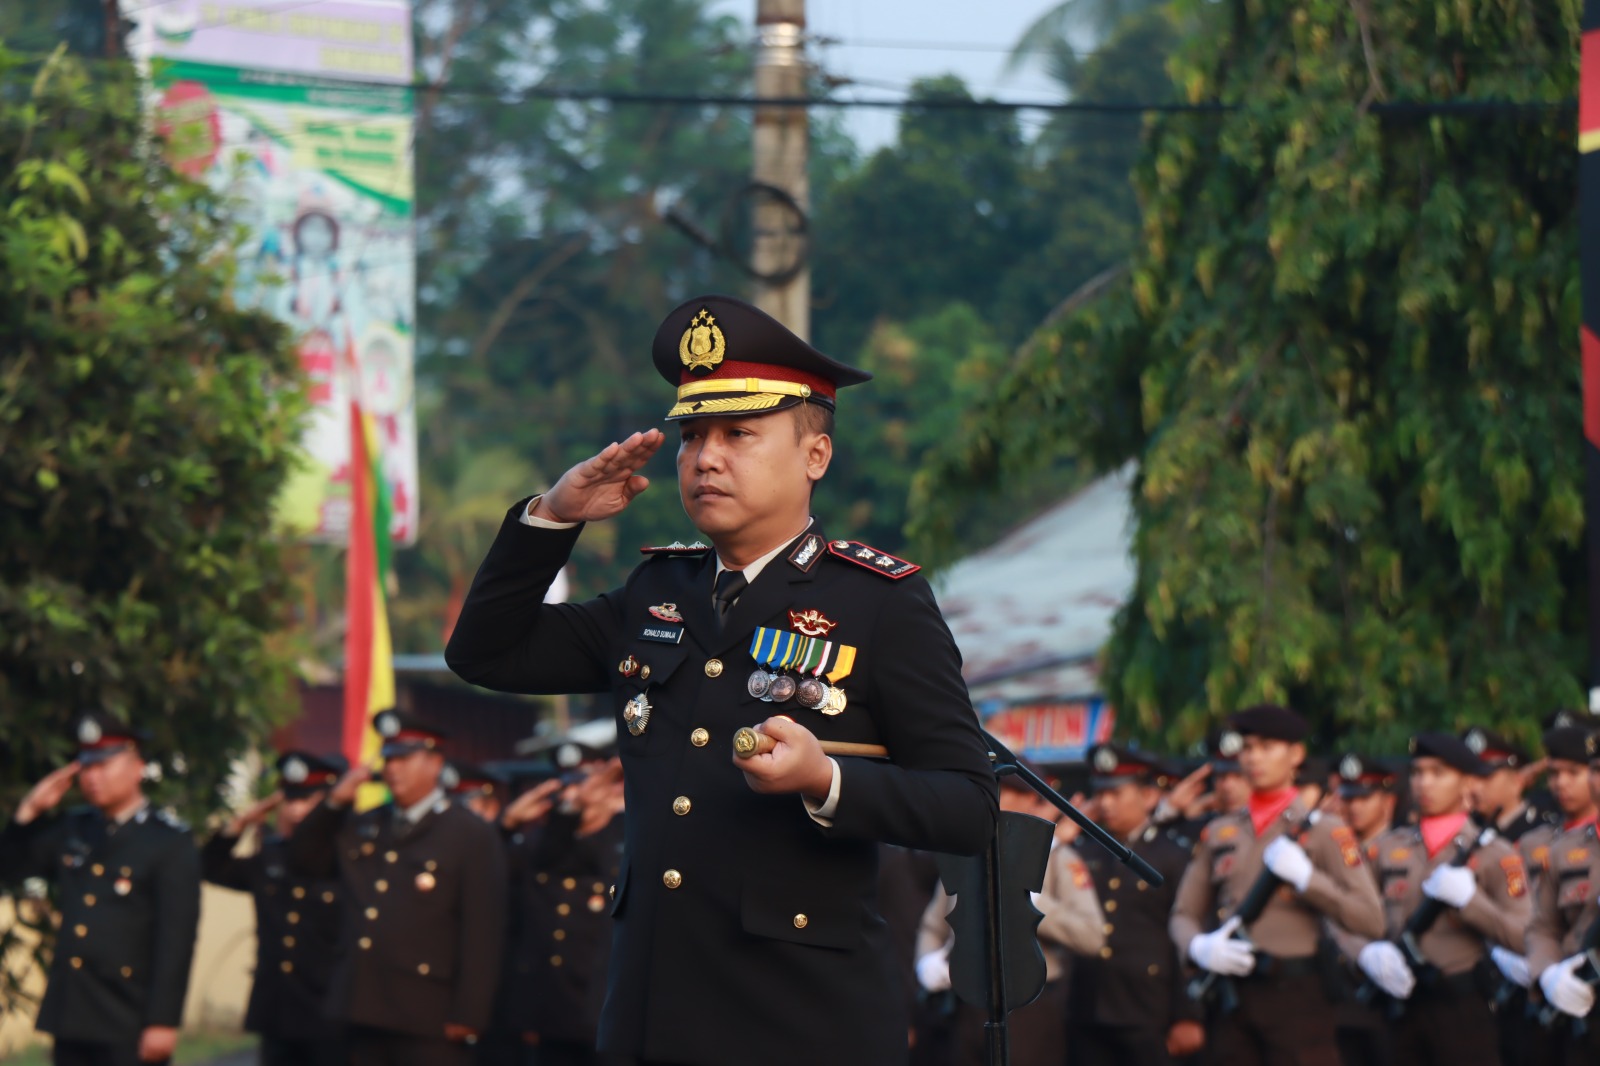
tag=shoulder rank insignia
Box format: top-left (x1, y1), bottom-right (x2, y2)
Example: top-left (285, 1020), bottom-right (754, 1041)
top-left (639, 540), bottom-right (711, 555)
top-left (826, 539), bottom-right (920, 579)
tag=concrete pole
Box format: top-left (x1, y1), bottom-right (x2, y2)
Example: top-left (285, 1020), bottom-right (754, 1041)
top-left (752, 0), bottom-right (810, 339)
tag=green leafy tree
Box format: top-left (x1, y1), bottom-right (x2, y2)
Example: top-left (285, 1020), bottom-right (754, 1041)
top-left (0, 47), bottom-right (308, 815)
top-left (914, 0), bottom-right (1583, 751)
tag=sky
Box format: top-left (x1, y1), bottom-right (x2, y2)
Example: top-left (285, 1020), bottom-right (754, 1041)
top-left (708, 0), bottom-right (1067, 153)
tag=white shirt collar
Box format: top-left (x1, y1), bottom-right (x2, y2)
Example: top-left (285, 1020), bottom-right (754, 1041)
top-left (713, 518), bottom-right (815, 587)
top-left (399, 788), bottom-right (446, 824)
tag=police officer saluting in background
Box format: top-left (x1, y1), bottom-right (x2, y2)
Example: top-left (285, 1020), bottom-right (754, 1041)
top-left (1170, 705), bottom-right (1383, 1066)
top-left (201, 751), bottom-right (347, 1066)
top-left (445, 294), bottom-right (998, 1066)
top-left (1069, 744), bottom-right (1203, 1066)
top-left (1337, 733), bottom-right (1529, 1066)
top-left (288, 710), bottom-right (507, 1066)
top-left (0, 711), bottom-right (201, 1066)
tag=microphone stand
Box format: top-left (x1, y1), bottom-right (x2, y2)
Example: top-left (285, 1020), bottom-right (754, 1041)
top-left (972, 729), bottom-right (1166, 1066)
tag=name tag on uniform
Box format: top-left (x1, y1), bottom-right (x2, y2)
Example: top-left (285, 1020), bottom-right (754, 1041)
top-left (640, 625), bottom-right (684, 644)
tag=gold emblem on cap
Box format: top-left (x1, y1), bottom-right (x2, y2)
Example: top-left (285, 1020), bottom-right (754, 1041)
top-left (679, 309), bottom-right (726, 372)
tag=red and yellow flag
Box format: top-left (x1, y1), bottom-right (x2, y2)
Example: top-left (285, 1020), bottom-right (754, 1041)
top-left (343, 381), bottom-right (396, 803)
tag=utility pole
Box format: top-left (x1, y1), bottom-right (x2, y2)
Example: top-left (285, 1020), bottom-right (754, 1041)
top-left (752, 0), bottom-right (810, 339)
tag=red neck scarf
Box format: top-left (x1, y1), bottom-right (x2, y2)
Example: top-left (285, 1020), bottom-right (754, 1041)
top-left (1420, 811), bottom-right (1469, 858)
top-left (1249, 787), bottom-right (1300, 837)
top-left (1564, 812), bottom-right (1598, 833)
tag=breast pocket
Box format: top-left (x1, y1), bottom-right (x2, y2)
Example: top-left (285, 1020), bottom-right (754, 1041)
top-left (740, 873), bottom-right (863, 951)
top-left (614, 644), bottom-right (690, 757)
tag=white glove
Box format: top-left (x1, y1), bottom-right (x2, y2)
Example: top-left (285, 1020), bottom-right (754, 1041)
top-left (1262, 837), bottom-right (1313, 892)
top-left (1490, 946), bottom-right (1530, 989)
top-left (1356, 941), bottom-right (1416, 999)
top-left (1421, 865), bottom-right (1477, 909)
top-left (915, 948), bottom-right (951, 993)
top-left (1187, 916), bottom-right (1256, 976)
top-left (1538, 955), bottom-right (1596, 1018)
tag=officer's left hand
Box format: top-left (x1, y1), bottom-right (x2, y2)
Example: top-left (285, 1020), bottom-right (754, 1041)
top-left (138, 1025), bottom-right (177, 1062)
top-left (1262, 837), bottom-right (1313, 892)
top-left (444, 1023), bottom-right (478, 1043)
top-left (737, 717), bottom-right (833, 801)
top-left (1421, 865), bottom-right (1477, 909)
top-left (1166, 1020), bottom-right (1204, 1058)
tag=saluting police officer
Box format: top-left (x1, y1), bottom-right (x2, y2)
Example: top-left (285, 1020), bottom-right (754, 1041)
top-left (1462, 729), bottom-right (1550, 845)
top-left (445, 294), bottom-right (999, 1066)
top-left (1068, 744), bottom-right (1204, 1066)
top-left (1526, 728), bottom-right (1600, 1066)
top-left (0, 711), bottom-right (201, 1066)
top-left (504, 756), bottom-right (626, 1066)
top-left (1337, 733), bottom-right (1529, 1066)
top-left (1328, 753), bottom-right (1401, 1066)
top-left (288, 711), bottom-right (508, 1066)
top-left (1170, 705), bottom-right (1384, 1066)
top-left (201, 751), bottom-right (347, 1066)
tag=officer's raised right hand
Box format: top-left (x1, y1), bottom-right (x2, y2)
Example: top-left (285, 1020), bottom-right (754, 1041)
top-left (226, 791), bottom-right (283, 837)
top-left (531, 429), bottom-right (664, 523)
top-left (15, 762), bottom-right (80, 825)
top-left (327, 765), bottom-right (373, 809)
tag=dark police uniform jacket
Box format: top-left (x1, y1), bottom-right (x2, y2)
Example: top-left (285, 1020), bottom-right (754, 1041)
top-left (1069, 821), bottom-right (1201, 1033)
top-left (0, 804), bottom-right (200, 1043)
top-left (287, 794), bottom-right (508, 1038)
top-left (504, 809), bottom-right (625, 1043)
top-left (201, 830), bottom-right (343, 1040)
top-left (444, 510), bottom-right (999, 1066)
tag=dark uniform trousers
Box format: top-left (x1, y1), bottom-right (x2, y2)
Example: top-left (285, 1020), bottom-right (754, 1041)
top-left (199, 832), bottom-right (346, 1066)
top-left (1070, 1022), bottom-right (1176, 1066)
top-left (50, 1041), bottom-right (167, 1066)
top-left (0, 806), bottom-right (200, 1064)
top-left (1389, 981), bottom-right (1499, 1066)
top-left (287, 797), bottom-right (508, 1064)
top-left (1211, 973), bottom-right (1341, 1066)
top-left (445, 511), bottom-right (999, 1066)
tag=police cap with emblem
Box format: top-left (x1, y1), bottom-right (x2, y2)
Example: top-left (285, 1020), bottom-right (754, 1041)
top-left (1087, 743), bottom-right (1175, 792)
top-left (276, 751), bottom-right (347, 798)
top-left (652, 294), bottom-right (871, 421)
top-left (373, 709), bottom-right (448, 759)
top-left (442, 761), bottom-right (506, 797)
top-left (1207, 728), bottom-right (1245, 773)
top-left (72, 710), bottom-right (150, 767)
top-left (1227, 704), bottom-right (1309, 743)
top-left (1543, 725), bottom-right (1599, 765)
top-left (1459, 726), bottom-right (1530, 770)
top-left (1409, 732), bottom-right (1490, 777)
top-left (1335, 752), bottom-right (1401, 799)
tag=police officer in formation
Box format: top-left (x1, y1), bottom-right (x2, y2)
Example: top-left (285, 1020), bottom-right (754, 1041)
top-left (288, 710), bottom-right (508, 1066)
top-left (202, 751), bottom-right (348, 1066)
top-left (0, 711), bottom-right (200, 1066)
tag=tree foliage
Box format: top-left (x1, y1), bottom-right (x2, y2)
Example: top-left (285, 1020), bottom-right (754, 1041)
top-left (914, 0), bottom-right (1583, 751)
top-left (0, 45), bottom-right (308, 815)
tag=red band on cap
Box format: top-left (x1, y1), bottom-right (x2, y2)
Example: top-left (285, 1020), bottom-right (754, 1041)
top-left (680, 359), bottom-right (837, 400)
top-left (394, 729), bottom-right (440, 744)
top-left (80, 738), bottom-right (128, 751)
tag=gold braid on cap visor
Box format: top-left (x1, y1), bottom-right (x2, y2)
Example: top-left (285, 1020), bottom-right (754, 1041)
top-left (667, 377), bottom-right (822, 419)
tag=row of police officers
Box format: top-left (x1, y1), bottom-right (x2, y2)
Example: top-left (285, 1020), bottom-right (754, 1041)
top-left (0, 708), bottom-right (625, 1066)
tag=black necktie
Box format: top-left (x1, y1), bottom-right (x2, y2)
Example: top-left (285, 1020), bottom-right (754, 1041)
top-left (713, 569), bottom-right (748, 628)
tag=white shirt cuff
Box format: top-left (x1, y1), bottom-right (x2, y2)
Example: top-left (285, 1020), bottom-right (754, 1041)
top-left (520, 495), bottom-right (579, 529)
top-left (803, 758), bottom-right (842, 825)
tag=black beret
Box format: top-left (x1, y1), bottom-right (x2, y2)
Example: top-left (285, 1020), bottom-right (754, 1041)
top-left (1087, 744), bottom-right (1175, 791)
top-left (1460, 727), bottom-right (1530, 769)
top-left (1409, 732), bottom-right (1490, 777)
top-left (276, 751), bottom-right (347, 796)
top-left (652, 294), bottom-right (870, 421)
top-left (1543, 726), bottom-right (1600, 765)
top-left (374, 709), bottom-right (448, 758)
top-left (1227, 704), bottom-right (1309, 743)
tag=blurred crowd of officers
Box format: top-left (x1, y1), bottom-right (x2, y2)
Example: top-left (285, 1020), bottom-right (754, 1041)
top-left (3, 700), bottom-right (1599, 1066)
